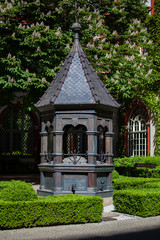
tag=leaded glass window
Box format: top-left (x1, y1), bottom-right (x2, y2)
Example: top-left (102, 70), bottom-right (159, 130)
top-left (128, 106), bottom-right (148, 157)
top-left (0, 108), bottom-right (34, 157)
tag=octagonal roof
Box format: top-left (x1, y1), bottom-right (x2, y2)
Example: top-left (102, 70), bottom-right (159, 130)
top-left (36, 23), bottom-right (120, 110)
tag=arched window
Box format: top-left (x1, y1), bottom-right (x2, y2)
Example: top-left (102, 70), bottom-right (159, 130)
top-left (128, 106), bottom-right (148, 156)
top-left (63, 125), bottom-right (87, 154)
top-left (0, 107), bottom-right (35, 157)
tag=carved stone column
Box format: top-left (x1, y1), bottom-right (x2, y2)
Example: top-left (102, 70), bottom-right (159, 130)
top-left (105, 132), bottom-right (114, 163)
top-left (54, 172), bottom-right (62, 193)
top-left (53, 130), bottom-right (64, 163)
top-left (40, 121), bottom-right (48, 163)
top-left (86, 131), bottom-right (98, 164)
top-left (87, 172), bottom-right (97, 193)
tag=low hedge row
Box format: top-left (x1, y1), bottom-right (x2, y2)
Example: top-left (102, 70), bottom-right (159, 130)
top-left (113, 189), bottom-right (160, 217)
top-left (0, 194), bottom-right (103, 229)
top-left (113, 156), bottom-right (160, 177)
top-left (113, 176), bottom-right (160, 217)
top-left (113, 176), bottom-right (160, 190)
top-left (0, 180), bottom-right (38, 201)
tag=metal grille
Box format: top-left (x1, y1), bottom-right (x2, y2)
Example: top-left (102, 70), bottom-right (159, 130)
top-left (1, 108), bottom-right (34, 158)
top-left (128, 106), bottom-right (148, 157)
top-left (63, 125), bottom-right (87, 154)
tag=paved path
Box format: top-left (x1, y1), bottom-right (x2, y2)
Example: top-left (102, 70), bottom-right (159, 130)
top-left (1, 215), bottom-right (160, 240)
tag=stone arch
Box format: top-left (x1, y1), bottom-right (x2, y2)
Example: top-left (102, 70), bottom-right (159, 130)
top-left (63, 124), bottom-right (87, 154)
top-left (124, 101), bottom-right (150, 156)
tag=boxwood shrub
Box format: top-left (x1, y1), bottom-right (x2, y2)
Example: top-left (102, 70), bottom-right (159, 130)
top-left (113, 177), bottom-right (160, 190)
top-left (113, 156), bottom-right (160, 177)
top-left (0, 180), bottom-right (38, 201)
top-left (0, 194), bottom-right (103, 229)
top-left (113, 189), bottom-right (160, 217)
top-left (113, 176), bottom-right (160, 217)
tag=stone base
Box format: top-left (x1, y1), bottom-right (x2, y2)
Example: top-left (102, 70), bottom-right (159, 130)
top-left (37, 187), bottom-right (113, 198)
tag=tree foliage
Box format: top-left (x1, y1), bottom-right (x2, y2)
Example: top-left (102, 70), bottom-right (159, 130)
top-left (0, 0), bottom-right (159, 153)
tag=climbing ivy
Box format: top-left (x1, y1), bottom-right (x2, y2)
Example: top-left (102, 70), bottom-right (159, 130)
top-left (0, 0), bottom-right (159, 155)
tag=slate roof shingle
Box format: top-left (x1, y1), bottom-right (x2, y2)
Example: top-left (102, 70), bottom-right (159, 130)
top-left (36, 26), bottom-right (120, 109)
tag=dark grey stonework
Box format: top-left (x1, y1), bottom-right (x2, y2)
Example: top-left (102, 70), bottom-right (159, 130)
top-left (54, 53), bottom-right (94, 104)
top-left (36, 22), bottom-right (120, 198)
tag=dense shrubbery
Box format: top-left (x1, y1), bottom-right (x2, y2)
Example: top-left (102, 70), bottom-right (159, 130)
top-left (113, 176), bottom-right (160, 217)
top-left (0, 181), bottom-right (103, 229)
top-left (113, 176), bottom-right (160, 190)
top-left (0, 180), bottom-right (38, 202)
top-left (113, 189), bottom-right (160, 217)
top-left (113, 156), bottom-right (160, 177)
top-left (112, 170), bottom-right (120, 180)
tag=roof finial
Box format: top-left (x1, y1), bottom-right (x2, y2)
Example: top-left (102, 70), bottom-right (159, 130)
top-left (75, 0), bottom-right (78, 23)
top-left (72, 0), bottom-right (82, 39)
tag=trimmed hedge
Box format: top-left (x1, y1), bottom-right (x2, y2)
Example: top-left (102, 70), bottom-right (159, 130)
top-left (113, 176), bottom-right (160, 190)
top-left (0, 180), bottom-right (38, 201)
top-left (0, 194), bottom-right (103, 229)
top-left (113, 176), bottom-right (160, 217)
top-left (113, 189), bottom-right (160, 217)
top-left (113, 156), bottom-right (160, 177)
top-left (112, 170), bottom-right (120, 180)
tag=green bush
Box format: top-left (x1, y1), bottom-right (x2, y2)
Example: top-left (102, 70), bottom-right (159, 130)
top-left (113, 176), bottom-right (160, 190)
top-left (0, 194), bottom-right (103, 229)
top-left (113, 189), bottom-right (160, 217)
top-left (112, 170), bottom-right (120, 180)
top-left (113, 156), bottom-right (160, 177)
top-left (0, 180), bottom-right (38, 202)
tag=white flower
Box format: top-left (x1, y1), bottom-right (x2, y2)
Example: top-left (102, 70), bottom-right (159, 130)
top-left (141, 56), bottom-right (146, 60)
top-left (112, 30), bottom-right (118, 35)
top-left (148, 69), bottom-right (153, 75)
top-left (98, 44), bottom-right (102, 49)
top-left (47, 11), bottom-right (51, 16)
top-left (88, 15), bottom-right (92, 21)
top-left (7, 53), bottom-right (12, 59)
top-left (65, 44), bottom-right (70, 49)
top-left (101, 38), bottom-right (106, 43)
top-left (27, 77), bottom-right (31, 83)
top-left (44, 26), bottom-right (50, 31)
top-left (42, 77), bottom-right (46, 83)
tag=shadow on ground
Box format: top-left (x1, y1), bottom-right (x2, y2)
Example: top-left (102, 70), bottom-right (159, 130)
top-left (40, 227), bottom-right (160, 240)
